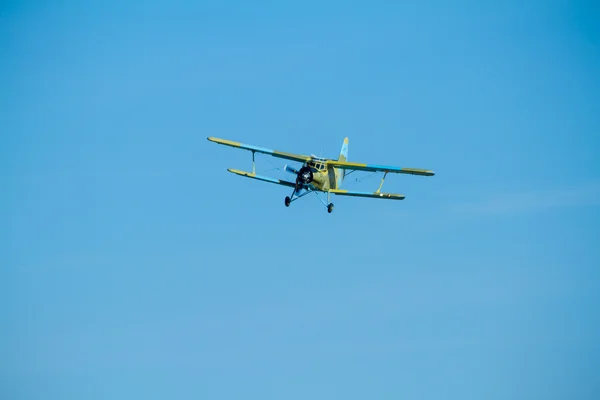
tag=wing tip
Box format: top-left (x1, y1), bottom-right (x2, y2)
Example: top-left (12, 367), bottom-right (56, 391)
top-left (207, 136), bottom-right (221, 143)
top-left (406, 168), bottom-right (435, 176)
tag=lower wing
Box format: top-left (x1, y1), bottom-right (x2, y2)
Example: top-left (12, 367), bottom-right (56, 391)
top-left (330, 189), bottom-right (405, 200)
top-left (227, 169), bottom-right (296, 188)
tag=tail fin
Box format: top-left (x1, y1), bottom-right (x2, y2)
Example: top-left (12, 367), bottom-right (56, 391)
top-left (339, 137), bottom-right (349, 162)
top-left (336, 137), bottom-right (349, 188)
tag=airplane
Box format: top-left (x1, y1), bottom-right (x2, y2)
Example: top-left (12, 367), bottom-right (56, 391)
top-left (207, 136), bottom-right (434, 213)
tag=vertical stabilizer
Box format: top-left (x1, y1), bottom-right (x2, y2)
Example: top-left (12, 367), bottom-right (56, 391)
top-left (335, 137), bottom-right (349, 189)
top-left (339, 137), bottom-right (349, 162)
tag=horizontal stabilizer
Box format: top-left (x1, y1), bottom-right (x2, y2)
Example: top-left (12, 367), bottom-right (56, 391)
top-left (330, 189), bottom-right (405, 200)
top-left (227, 169), bottom-right (296, 188)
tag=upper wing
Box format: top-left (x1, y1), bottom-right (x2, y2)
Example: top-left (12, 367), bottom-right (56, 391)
top-left (326, 160), bottom-right (435, 176)
top-left (208, 137), bottom-right (311, 163)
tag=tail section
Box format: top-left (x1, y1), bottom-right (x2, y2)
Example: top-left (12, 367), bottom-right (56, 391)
top-left (335, 137), bottom-right (349, 189)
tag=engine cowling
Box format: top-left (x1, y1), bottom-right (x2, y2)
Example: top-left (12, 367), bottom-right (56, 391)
top-left (296, 165), bottom-right (313, 185)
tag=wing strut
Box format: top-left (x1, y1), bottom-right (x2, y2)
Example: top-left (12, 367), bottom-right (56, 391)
top-left (376, 172), bottom-right (389, 194)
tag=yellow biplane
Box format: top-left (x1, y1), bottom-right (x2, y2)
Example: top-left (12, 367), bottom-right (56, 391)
top-left (208, 136), bottom-right (434, 213)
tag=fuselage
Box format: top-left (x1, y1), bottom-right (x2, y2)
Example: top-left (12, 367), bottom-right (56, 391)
top-left (304, 159), bottom-right (343, 191)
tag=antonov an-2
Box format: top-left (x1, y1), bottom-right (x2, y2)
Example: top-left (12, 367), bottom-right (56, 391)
top-left (208, 136), bottom-right (434, 213)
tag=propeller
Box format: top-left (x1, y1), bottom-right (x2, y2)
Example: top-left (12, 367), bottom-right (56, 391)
top-left (284, 164), bottom-right (299, 175)
top-left (284, 164), bottom-right (313, 188)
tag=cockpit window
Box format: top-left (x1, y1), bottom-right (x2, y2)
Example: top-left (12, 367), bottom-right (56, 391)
top-left (308, 161), bottom-right (326, 171)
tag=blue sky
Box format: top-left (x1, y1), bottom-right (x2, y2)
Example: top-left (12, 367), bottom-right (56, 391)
top-left (2, 1), bottom-right (599, 399)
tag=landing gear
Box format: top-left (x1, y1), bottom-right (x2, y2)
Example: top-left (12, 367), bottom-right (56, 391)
top-left (284, 188), bottom-right (334, 213)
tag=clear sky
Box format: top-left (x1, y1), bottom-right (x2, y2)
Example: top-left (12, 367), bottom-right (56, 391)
top-left (2, 1), bottom-right (599, 399)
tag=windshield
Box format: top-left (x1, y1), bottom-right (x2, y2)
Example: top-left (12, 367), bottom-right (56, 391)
top-left (309, 161), bottom-right (326, 171)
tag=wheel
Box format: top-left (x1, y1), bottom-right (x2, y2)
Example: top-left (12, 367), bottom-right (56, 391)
top-left (327, 203), bottom-right (334, 213)
top-left (285, 196), bottom-right (291, 207)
